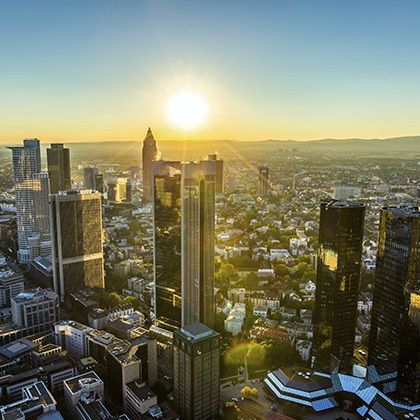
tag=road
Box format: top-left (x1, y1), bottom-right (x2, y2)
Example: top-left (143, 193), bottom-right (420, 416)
top-left (220, 380), bottom-right (293, 420)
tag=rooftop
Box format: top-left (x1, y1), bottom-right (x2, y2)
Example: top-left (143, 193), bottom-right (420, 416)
top-left (0, 338), bottom-right (37, 359)
top-left (180, 322), bottom-right (218, 342)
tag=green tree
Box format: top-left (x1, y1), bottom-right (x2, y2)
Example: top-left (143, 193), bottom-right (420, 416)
top-left (243, 272), bottom-right (259, 290)
top-left (240, 385), bottom-right (253, 399)
top-left (122, 295), bottom-right (141, 308)
top-left (108, 292), bottom-right (122, 308)
top-left (266, 341), bottom-right (299, 369)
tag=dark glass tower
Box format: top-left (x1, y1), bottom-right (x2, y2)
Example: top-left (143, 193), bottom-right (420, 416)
top-left (50, 190), bottom-right (104, 300)
top-left (312, 200), bottom-right (365, 373)
top-left (153, 160), bottom-right (216, 331)
top-left (173, 323), bottom-right (220, 420)
top-left (208, 153), bottom-right (224, 194)
top-left (142, 127), bottom-right (158, 204)
top-left (47, 143), bottom-right (71, 193)
top-left (153, 161), bottom-right (183, 331)
top-left (368, 206), bottom-right (420, 403)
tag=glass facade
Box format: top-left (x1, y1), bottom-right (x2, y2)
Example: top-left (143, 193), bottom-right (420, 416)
top-left (47, 143), bottom-right (71, 194)
top-left (173, 324), bottom-right (220, 420)
top-left (153, 161), bottom-right (182, 331)
top-left (312, 200), bottom-right (365, 374)
top-left (368, 206), bottom-right (420, 403)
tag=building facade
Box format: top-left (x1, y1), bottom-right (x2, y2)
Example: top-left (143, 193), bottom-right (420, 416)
top-left (47, 143), bottom-right (71, 193)
top-left (9, 139), bottom-right (51, 263)
top-left (173, 323), bottom-right (220, 420)
top-left (208, 153), bottom-right (224, 194)
top-left (312, 200), bottom-right (365, 374)
top-left (153, 160), bottom-right (216, 330)
top-left (368, 206), bottom-right (420, 403)
top-left (258, 166), bottom-right (269, 197)
top-left (142, 127), bottom-right (158, 203)
top-left (50, 190), bottom-right (104, 300)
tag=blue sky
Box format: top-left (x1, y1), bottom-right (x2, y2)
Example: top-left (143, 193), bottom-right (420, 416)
top-left (1, 0), bottom-right (420, 141)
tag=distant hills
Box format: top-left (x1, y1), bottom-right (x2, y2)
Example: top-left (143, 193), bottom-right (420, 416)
top-left (1, 136), bottom-right (419, 165)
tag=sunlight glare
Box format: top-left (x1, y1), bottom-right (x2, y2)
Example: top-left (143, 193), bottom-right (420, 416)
top-left (167, 91), bottom-right (208, 130)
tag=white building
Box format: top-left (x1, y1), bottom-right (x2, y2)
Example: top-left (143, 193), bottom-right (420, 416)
top-left (333, 186), bottom-right (362, 200)
top-left (224, 303), bottom-right (246, 335)
top-left (227, 288), bottom-right (246, 304)
top-left (253, 305), bottom-right (268, 318)
top-left (55, 320), bottom-right (93, 358)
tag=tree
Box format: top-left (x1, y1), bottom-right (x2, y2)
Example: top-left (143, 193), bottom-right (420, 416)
top-left (240, 385), bottom-right (253, 399)
top-left (223, 402), bottom-right (241, 420)
top-left (122, 295), bottom-right (141, 308)
top-left (250, 387), bottom-right (259, 398)
top-left (266, 341), bottom-right (299, 369)
top-left (243, 272), bottom-right (259, 290)
top-left (108, 292), bottom-right (122, 308)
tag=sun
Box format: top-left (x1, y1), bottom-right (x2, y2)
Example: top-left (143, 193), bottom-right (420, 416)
top-left (167, 91), bottom-right (208, 130)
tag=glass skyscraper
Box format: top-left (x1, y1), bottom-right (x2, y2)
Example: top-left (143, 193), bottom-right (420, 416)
top-left (153, 160), bottom-right (216, 331)
top-left (312, 200), bottom-right (365, 374)
top-left (142, 127), bottom-right (158, 204)
top-left (50, 190), bottom-right (104, 300)
top-left (47, 143), bottom-right (71, 194)
top-left (368, 206), bottom-right (420, 403)
top-left (9, 139), bottom-right (51, 263)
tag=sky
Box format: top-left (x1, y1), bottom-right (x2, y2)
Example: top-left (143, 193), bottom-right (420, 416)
top-left (1, 0), bottom-right (420, 142)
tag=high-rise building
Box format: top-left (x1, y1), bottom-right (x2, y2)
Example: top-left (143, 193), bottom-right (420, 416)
top-left (47, 143), bottom-right (71, 193)
top-left (107, 177), bottom-right (131, 203)
top-left (9, 139), bottom-right (51, 263)
top-left (153, 160), bottom-right (215, 331)
top-left (258, 166), bottom-right (269, 196)
top-left (83, 166), bottom-right (98, 189)
top-left (173, 323), bottom-right (220, 420)
top-left (142, 127), bottom-right (158, 204)
top-left (153, 160), bottom-right (182, 331)
top-left (50, 190), bottom-right (104, 300)
top-left (181, 161), bottom-right (216, 328)
top-left (368, 206), bottom-right (420, 403)
top-left (208, 153), bottom-right (224, 193)
top-left (312, 200), bottom-right (365, 374)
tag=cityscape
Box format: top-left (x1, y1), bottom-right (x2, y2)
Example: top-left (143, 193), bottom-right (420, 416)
top-left (0, 1), bottom-right (420, 420)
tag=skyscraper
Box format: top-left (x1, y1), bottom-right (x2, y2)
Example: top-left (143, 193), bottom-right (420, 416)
top-left (83, 167), bottom-right (98, 190)
top-left (153, 160), bottom-right (182, 331)
top-left (153, 160), bottom-right (216, 330)
top-left (50, 190), bottom-right (104, 300)
top-left (9, 139), bottom-right (51, 263)
top-left (142, 127), bottom-right (158, 204)
top-left (47, 143), bottom-right (71, 193)
top-left (368, 206), bottom-right (420, 403)
top-left (107, 177), bottom-right (131, 203)
top-left (173, 323), bottom-right (220, 420)
top-left (258, 166), bottom-right (269, 196)
top-left (312, 200), bottom-right (365, 374)
top-left (208, 153), bottom-right (224, 194)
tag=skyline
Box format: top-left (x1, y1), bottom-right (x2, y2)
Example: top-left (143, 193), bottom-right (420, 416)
top-left (2, 0), bottom-right (420, 142)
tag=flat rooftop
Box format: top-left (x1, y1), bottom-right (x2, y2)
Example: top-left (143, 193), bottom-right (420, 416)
top-left (0, 338), bottom-right (36, 359)
top-left (180, 322), bottom-right (218, 342)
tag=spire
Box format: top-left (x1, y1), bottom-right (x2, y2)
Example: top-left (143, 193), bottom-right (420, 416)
top-left (144, 127), bottom-right (154, 142)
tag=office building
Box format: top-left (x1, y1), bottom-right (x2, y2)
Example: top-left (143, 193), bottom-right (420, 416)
top-left (368, 206), bottom-right (420, 403)
top-left (83, 167), bottom-right (103, 193)
top-left (258, 166), bottom-right (269, 196)
top-left (0, 381), bottom-right (59, 419)
top-left (208, 153), bottom-right (224, 193)
top-left (142, 127), bottom-right (158, 203)
top-left (153, 160), bottom-right (216, 330)
top-left (125, 381), bottom-right (158, 418)
top-left (312, 200), bottom-right (365, 374)
top-left (107, 177), bottom-right (131, 203)
top-left (9, 139), bottom-right (51, 263)
top-left (0, 268), bottom-right (25, 308)
top-left (55, 320), bottom-right (93, 359)
top-left (50, 190), bottom-right (104, 300)
top-left (11, 288), bottom-right (60, 335)
top-left (173, 323), bottom-right (220, 420)
top-left (47, 143), bottom-right (71, 193)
